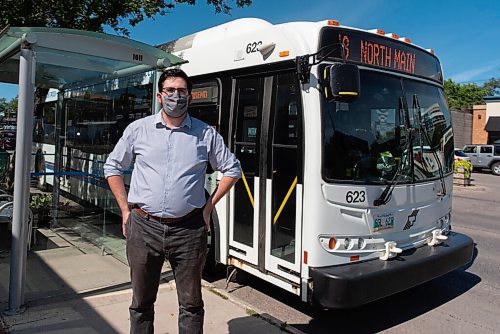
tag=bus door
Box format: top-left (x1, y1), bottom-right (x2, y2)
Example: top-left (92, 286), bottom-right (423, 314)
top-left (264, 72), bottom-right (302, 281)
top-left (229, 73), bottom-right (303, 279)
top-left (229, 76), bottom-right (267, 265)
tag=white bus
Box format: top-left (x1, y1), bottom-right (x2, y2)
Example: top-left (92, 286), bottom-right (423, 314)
top-left (34, 18), bottom-right (473, 309)
top-left (161, 18), bottom-right (473, 308)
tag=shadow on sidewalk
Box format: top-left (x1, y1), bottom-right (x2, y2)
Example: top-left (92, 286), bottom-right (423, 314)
top-left (0, 228), bottom-right (133, 333)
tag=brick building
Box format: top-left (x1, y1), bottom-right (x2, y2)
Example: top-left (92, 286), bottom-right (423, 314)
top-left (472, 104), bottom-right (488, 144)
top-left (470, 97), bottom-right (500, 145)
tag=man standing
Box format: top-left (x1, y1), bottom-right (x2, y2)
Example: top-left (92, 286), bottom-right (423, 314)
top-left (104, 68), bottom-right (241, 334)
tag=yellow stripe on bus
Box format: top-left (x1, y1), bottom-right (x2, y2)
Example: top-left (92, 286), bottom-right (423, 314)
top-left (338, 91), bottom-right (359, 96)
top-left (273, 176), bottom-right (298, 224)
top-left (241, 171), bottom-right (254, 207)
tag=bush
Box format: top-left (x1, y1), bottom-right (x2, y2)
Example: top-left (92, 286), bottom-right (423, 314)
top-left (29, 193), bottom-right (53, 210)
top-left (454, 160), bottom-right (472, 179)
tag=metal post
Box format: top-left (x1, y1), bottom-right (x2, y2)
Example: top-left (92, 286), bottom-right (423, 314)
top-left (51, 90), bottom-right (64, 227)
top-left (8, 46), bottom-right (35, 314)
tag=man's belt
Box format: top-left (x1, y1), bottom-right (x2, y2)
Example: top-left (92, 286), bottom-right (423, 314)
top-left (131, 206), bottom-right (202, 224)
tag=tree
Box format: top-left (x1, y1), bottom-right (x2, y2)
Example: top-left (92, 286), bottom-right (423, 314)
top-left (0, 96), bottom-right (18, 119)
top-left (0, 0), bottom-right (252, 36)
top-left (444, 79), bottom-right (489, 110)
top-left (1, 0), bottom-right (252, 124)
top-left (482, 78), bottom-right (500, 96)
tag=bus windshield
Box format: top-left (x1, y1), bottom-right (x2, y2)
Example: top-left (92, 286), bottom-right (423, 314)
top-left (321, 70), bottom-right (453, 184)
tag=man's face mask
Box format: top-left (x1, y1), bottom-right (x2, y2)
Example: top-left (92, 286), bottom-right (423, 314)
top-left (162, 91), bottom-right (189, 118)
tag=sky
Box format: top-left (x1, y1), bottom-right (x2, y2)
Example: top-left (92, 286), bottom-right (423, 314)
top-left (0, 0), bottom-right (499, 100)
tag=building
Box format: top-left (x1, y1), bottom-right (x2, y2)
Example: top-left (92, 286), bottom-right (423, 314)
top-left (451, 109), bottom-right (473, 148)
top-left (484, 96), bottom-right (500, 144)
top-left (472, 104), bottom-right (488, 144)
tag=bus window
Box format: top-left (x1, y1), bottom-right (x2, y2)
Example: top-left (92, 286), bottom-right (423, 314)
top-left (64, 81), bottom-right (153, 155)
top-left (232, 77), bottom-right (263, 247)
top-left (321, 70), bottom-right (404, 182)
top-left (33, 101), bottom-right (56, 145)
top-left (188, 80), bottom-right (220, 128)
top-left (404, 79), bottom-right (453, 178)
top-left (270, 73), bottom-right (302, 263)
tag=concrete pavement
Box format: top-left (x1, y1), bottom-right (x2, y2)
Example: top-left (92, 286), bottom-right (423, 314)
top-left (0, 227), bottom-right (292, 333)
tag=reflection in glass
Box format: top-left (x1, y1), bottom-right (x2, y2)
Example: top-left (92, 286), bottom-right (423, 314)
top-left (31, 72), bottom-right (154, 265)
top-left (233, 78), bottom-right (262, 247)
top-left (321, 70), bottom-right (453, 184)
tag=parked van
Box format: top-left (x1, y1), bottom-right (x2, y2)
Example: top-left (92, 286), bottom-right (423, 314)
top-left (462, 144), bottom-right (500, 175)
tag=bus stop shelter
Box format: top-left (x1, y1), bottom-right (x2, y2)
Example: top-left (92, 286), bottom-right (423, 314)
top-left (0, 27), bottom-right (184, 313)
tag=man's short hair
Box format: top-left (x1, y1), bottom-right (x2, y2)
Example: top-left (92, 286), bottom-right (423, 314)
top-left (158, 68), bottom-right (192, 93)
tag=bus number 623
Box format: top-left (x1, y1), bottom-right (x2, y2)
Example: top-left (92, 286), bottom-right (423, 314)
top-left (346, 190), bottom-right (366, 203)
top-left (246, 41), bottom-right (262, 54)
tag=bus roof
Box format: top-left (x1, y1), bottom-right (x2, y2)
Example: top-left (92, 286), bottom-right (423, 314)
top-left (158, 18), bottom-right (440, 79)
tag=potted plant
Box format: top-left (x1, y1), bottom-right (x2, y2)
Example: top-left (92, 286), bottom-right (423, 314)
top-left (30, 193), bottom-right (53, 226)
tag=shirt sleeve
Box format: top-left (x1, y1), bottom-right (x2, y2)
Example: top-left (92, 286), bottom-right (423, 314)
top-left (208, 130), bottom-right (241, 179)
top-left (103, 124), bottom-right (135, 178)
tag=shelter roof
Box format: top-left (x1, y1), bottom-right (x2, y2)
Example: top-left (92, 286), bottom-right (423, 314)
top-left (0, 26), bottom-right (185, 89)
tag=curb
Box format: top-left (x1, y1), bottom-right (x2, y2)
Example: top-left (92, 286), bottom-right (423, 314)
top-left (202, 280), bottom-right (306, 334)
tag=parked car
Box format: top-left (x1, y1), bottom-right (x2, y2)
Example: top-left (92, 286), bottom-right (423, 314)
top-left (454, 149), bottom-right (471, 162)
top-left (462, 144), bottom-right (500, 176)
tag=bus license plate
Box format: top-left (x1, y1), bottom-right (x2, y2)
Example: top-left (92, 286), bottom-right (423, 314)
top-left (372, 213), bottom-right (394, 232)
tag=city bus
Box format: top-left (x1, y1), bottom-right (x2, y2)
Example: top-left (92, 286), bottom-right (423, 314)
top-left (34, 18), bottom-right (473, 308)
top-left (162, 18), bottom-right (473, 308)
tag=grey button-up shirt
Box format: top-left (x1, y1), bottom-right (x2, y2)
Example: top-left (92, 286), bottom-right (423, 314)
top-left (103, 112), bottom-right (241, 218)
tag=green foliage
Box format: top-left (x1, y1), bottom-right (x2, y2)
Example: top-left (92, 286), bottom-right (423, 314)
top-left (0, 0), bottom-right (252, 36)
top-left (29, 193), bottom-right (53, 210)
top-left (454, 160), bottom-right (472, 179)
top-left (0, 96), bottom-right (18, 118)
top-left (482, 78), bottom-right (500, 96)
top-left (444, 79), bottom-right (489, 110)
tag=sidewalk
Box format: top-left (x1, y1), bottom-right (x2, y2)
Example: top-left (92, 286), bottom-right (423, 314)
top-left (0, 228), bottom-right (290, 333)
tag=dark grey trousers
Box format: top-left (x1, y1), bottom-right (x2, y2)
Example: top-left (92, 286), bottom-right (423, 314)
top-left (126, 209), bottom-right (207, 334)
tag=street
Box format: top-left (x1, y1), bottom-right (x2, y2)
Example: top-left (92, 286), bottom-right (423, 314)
top-left (208, 171), bottom-right (500, 334)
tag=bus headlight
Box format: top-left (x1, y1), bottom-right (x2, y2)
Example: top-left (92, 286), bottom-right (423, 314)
top-left (318, 235), bottom-right (373, 253)
top-left (357, 238), bottom-right (365, 249)
top-left (437, 213), bottom-right (451, 229)
top-left (443, 213), bottom-right (450, 225)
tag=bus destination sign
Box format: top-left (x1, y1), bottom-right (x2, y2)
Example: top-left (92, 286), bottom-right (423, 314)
top-left (350, 34), bottom-right (416, 74)
top-left (320, 28), bottom-right (442, 82)
top-left (190, 85), bottom-right (217, 104)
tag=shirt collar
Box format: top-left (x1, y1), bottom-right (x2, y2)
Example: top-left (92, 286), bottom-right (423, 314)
top-left (154, 111), bottom-right (192, 129)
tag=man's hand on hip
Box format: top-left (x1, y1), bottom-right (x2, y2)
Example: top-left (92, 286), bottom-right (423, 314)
top-left (122, 210), bottom-right (131, 238)
top-left (202, 204), bottom-right (212, 232)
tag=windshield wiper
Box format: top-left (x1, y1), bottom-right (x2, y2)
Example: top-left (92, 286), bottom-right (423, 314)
top-left (413, 94), bottom-right (446, 196)
top-left (374, 97), bottom-right (413, 206)
top-left (414, 101), bottom-right (432, 176)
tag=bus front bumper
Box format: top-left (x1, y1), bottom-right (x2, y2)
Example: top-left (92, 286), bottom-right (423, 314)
top-left (309, 232), bottom-right (474, 309)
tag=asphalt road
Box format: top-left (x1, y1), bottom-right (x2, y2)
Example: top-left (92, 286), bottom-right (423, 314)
top-left (207, 171), bottom-right (500, 334)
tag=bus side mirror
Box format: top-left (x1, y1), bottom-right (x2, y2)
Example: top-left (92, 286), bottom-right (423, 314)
top-left (323, 63), bottom-right (360, 103)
